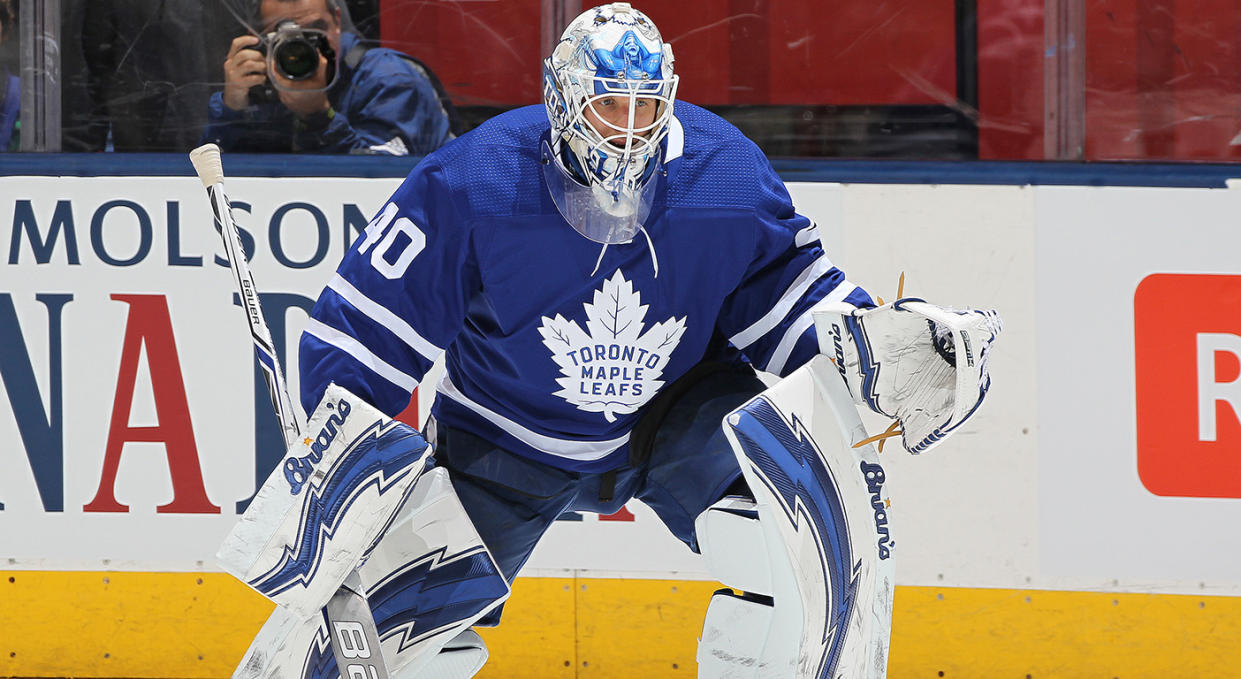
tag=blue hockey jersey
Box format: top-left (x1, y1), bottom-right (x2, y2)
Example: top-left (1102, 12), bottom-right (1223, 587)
top-left (299, 103), bottom-right (872, 472)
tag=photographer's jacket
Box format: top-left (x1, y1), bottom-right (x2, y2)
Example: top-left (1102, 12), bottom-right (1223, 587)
top-left (201, 32), bottom-right (453, 155)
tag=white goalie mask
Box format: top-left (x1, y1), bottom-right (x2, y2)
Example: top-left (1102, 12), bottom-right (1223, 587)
top-left (542, 2), bottom-right (678, 244)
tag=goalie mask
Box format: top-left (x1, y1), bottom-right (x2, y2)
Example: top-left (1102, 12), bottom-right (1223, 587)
top-left (542, 2), bottom-right (678, 244)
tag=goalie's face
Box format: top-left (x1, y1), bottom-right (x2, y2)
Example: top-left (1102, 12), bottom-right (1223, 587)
top-left (583, 92), bottom-right (660, 148)
top-left (541, 3), bottom-right (677, 244)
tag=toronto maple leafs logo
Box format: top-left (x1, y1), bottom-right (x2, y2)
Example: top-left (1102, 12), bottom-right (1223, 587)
top-left (538, 270), bottom-right (687, 422)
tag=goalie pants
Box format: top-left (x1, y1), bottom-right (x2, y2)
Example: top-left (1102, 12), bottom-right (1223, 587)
top-left (431, 360), bottom-right (765, 626)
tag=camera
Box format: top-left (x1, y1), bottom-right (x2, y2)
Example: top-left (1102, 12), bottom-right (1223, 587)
top-left (247, 20), bottom-right (337, 104)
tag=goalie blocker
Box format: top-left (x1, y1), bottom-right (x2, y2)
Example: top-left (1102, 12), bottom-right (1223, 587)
top-left (221, 384), bottom-right (509, 679)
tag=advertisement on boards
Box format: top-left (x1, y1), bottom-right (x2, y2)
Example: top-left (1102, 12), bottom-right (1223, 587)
top-left (1036, 185), bottom-right (1241, 592)
top-left (1, 177), bottom-right (848, 577)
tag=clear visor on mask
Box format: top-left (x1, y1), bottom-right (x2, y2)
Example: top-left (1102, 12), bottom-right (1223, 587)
top-left (542, 138), bottom-right (660, 244)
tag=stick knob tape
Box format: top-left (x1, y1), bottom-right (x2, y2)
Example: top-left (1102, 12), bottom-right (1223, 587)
top-left (189, 143), bottom-right (225, 188)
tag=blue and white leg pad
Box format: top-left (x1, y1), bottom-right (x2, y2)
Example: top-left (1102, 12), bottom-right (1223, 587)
top-left (220, 384), bottom-right (507, 679)
top-left (218, 383), bottom-right (433, 618)
top-left (232, 467), bottom-right (509, 679)
top-left (702, 356), bottom-right (896, 679)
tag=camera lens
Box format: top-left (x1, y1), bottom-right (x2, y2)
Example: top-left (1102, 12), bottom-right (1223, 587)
top-left (274, 38), bottom-right (319, 80)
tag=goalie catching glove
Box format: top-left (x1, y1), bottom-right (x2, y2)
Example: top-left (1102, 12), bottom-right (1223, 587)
top-left (814, 298), bottom-right (1002, 454)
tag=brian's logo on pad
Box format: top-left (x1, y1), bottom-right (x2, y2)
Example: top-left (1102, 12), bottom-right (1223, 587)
top-left (284, 398), bottom-right (352, 495)
top-left (1135, 274), bottom-right (1241, 498)
top-left (860, 462), bottom-right (893, 560)
top-left (539, 270), bottom-right (686, 422)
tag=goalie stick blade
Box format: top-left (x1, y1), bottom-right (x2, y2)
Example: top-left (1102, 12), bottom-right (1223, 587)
top-left (218, 383), bottom-right (432, 618)
top-left (722, 355), bottom-right (895, 679)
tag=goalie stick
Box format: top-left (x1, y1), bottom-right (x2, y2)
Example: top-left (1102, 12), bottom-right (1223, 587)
top-left (189, 143), bottom-right (392, 679)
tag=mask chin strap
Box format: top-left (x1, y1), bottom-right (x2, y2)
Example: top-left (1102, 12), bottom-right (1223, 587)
top-left (639, 224), bottom-right (660, 278)
top-left (589, 243), bottom-right (610, 277)
top-left (587, 224), bottom-right (660, 279)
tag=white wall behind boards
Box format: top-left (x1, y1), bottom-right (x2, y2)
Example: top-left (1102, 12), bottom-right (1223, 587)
top-left (1034, 185), bottom-right (1241, 595)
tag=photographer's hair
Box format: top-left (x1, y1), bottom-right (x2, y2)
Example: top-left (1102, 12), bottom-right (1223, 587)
top-left (243, 0), bottom-right (355, 34)
top-left (258, 0), bottom-right (341, 13)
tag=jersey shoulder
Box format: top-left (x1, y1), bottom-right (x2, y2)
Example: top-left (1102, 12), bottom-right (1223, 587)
top-left (665, 101), bottom-right (781, 210)
top-left (418, 105), bottom-right (550, 217)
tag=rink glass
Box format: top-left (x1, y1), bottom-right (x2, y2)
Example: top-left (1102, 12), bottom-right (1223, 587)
top-left (5, 0), bottom-right (1238, 161)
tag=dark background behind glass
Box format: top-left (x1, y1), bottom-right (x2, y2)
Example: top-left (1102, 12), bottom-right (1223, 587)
top-left (33, 0), bottom-right (1241, 161)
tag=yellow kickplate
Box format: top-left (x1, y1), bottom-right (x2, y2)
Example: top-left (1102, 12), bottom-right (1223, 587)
top-left (0, 570), bottom-right (272, 679)
top-left (476, 577), bottom-right (577, 679)
top-left (891, 586), bottom-right (1241, 679)
top-left (3, 572), bottom-right (1240, 679)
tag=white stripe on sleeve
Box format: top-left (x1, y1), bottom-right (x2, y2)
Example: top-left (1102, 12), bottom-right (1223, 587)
top-left (794, 220), bottom-right (820, 248)
top-left (764, 282), bottom-right (858, 376)
top-left (730, 253), bottom-right (836, 350)
top-left (328, 274), bottom-right (444, 364)
top-left (303, 318), bottom-right (419, 393)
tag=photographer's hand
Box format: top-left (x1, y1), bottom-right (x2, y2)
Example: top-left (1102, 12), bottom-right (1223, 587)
top-left (276, 52), bottom-right (332, 121)
top-left (223, 35), bottom-right (267, 111)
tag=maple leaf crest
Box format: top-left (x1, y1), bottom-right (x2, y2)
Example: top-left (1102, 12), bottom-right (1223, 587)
top-left (538, 270), bottom-right (687, 422)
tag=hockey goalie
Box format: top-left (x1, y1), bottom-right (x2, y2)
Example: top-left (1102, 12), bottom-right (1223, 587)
top-left (210, 4), bottom-right (1002, 678)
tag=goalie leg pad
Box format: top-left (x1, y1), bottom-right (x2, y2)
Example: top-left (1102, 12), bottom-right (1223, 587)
top-left (360, 466), bottom-right (509, 678)
top-left (696, 495), bottom-right (802, 678)
top-left (231, 467), bottom-right (508, 679)
top-left (695, 496), bottom-right (773, 596)
top-left (218, 384), bottom-right (433, 618)
top-left (406, 629), bottom-right (488, 679)
top-left (714, 356), bottom-right (895, 679)
top-left (696, 590), bottom-right (774, 679)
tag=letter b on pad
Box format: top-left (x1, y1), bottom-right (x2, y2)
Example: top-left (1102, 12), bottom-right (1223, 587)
top-left (1135, 274), bottom-right (1241, 498)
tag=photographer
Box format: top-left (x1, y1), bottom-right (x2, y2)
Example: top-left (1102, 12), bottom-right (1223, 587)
top-left (201, 0), bottom-right (455, 155)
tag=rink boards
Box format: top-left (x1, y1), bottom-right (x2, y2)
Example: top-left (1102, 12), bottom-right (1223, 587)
top-left (1, 162), bottom-right (1240, 678)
